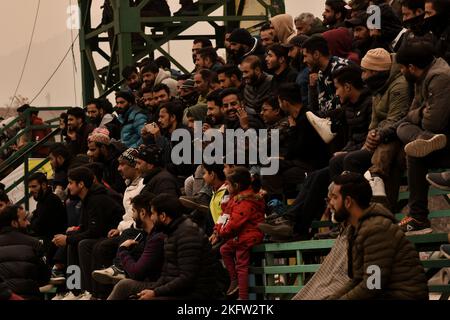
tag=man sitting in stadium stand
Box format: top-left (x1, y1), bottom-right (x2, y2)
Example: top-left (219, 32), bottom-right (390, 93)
top-left (228, 28), bottom-right (266, 66)
top-left (49, 143), bottom-right (89, 200)
top-left (83, 149), bottom-right (145, 299)
top-left (195, 47), bottom-right (223, 72)
top-left (65, 107), bottom-right (95, 156)
top-left (270, 14), bottom-right (297, 45)
top-left (141, 62), bottom-right (178, 97)
top-left (423, 0), bottom-right (450, 64)
top-left (221, 88), bottom-right (264, 131)
top-left (302, 35), bottom-right (350, 120)
top-left (328, 172), bottom-right (428, 300)
top-left (240, 55), bottom-right (273, 113)
top-left (101, 193), bottom-right (165, 299)
top-left (86, 98), bottom-right (121, 140)
top-left (121, 65), bottom-right (142, 97)
top-left (217, 64), bottom-right (244, 91)
top-left (142, 101), bottom-right (195, 178)
top-left (87, 128), bottom-right (126, 194)
top-left (191, 37), bottom-right (213, 68)
top-left (116, 91), bottom-right (148, 149)
top-left (294, 12), bottom-right (327, 36)
top-left (395, 39), bottom-right (450, 235)
top-left (52, 167), bottom-right (124, 300)
top-left (0, 205), bottom-right (50, 299)
top-left (261, 83), bottom-right (329, 200)
top-left (28, 172), bottom-right (67, 265)
top-left (266, 44), bottom-right (299, 92)
top-left (109, 194), bottom-right (221, 300)
top-left (136, 144), bottom-right (179, 197)
top-left (260, 23), bottom-right (277, 49)
top-left (322, 0), bottom-right (348, 29)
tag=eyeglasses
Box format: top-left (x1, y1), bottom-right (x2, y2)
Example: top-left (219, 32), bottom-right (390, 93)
top-left (222, 101), bottom-right (240, 108)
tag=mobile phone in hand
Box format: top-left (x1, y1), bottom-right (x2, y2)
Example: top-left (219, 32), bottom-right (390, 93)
top-left (134, 233), bottom-right (143, 242)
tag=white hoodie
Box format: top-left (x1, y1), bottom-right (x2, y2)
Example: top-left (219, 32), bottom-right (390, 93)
top-left (155, 68), bottom-right (178, 97)
top-left (117, 176), bottom-right (145, 233)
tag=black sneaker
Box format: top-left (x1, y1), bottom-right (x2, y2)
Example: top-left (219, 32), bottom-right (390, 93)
top-left (398, 216), bottom-right (432, 236)
top-left (258, 219), bottom-right (294, 238)
top-left (314, 226), bottom-right (340, 240)
top-left (179, 195), bottom-right (210, 214)
top-left (49, 267), bottom-right (66, 285)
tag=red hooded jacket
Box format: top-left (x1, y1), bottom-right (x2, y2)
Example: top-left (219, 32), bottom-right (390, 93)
top-left (218, 189), bottom-right (265, 246)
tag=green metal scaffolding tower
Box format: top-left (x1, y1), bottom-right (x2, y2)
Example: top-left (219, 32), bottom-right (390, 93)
top-left (78, 0), bottom-right (285, 105)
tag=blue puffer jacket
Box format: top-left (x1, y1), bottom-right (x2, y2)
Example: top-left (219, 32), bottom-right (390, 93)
top-left (118, 105), bottom-right (148, 148)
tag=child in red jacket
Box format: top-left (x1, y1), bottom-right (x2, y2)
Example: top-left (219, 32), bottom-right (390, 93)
top-left (218, 167), bottom-right (265, 300)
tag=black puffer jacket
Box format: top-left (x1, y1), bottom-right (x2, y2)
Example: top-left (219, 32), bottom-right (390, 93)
top-left (151, 216), bottom-right (221, 299)
top-left (140, 168), bottom-right (180, 197)
top-left (330, 204), bottom-right (428, 300)
top-left (30, 189), bottom-right (67, 240)
top-left (332, 89), bottom-right (373, 152)
top-left (66, 184), bottom-right (124, 245)
top-left (0, 228), bottom-right (50, 298)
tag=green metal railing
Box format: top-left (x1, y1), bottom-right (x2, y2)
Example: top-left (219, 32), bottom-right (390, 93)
top-left (1, 107), bottom-right (71, 210)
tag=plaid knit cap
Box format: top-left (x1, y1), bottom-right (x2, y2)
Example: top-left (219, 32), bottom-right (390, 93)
top-left (88, 127), bottom-right (111, 145)
top-left (118, 148), bottom-right (138, 167)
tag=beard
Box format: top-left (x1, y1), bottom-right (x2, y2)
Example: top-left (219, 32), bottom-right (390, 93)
top-left (323, 16), bottom-right (336, 26)
top-left (403, 70), bottom-right (419, 83)
top-left (332, 206), bottom-right (350, 223)
top-left (268, 61), bottom-right (280, 73)
top-left (246, 73), bottom-right (259, 86)
top-left (33, 188), bottom-right (45, 201)
top-left (89, 116), bottom-right (102, 127)
top-left (153, 219), bottom-right (168, 233)
top-left (129, 81), bottom-right (142, 91)
top-left (230, 46), bottom-right (247, 61)
top-left (134, 216), bottom-right (143, 229)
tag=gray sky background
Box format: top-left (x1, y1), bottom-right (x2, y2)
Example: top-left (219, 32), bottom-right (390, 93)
top-left (0, 0), bottom-right (325, 108)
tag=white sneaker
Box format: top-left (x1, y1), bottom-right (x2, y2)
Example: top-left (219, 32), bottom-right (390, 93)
top-left (306, 111), bottom-right (336, 144)
top-left (364, 171), bottom-right (386, 197)
top-left (62, 292), bottom-right (81, 300)
top-left (51, 292), bottom-right (68, 300)
top-left (92, 266), bottom-right (126, 285)
top-left (78, 292), bottom-right (92, 300)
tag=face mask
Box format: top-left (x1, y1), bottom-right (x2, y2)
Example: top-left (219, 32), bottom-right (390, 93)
top-left (403, 14), bottom-right (426, 36)
top-left (423, 14), bottom-right (447, 34)
top-left (364, 71), bottom-right (390, 93)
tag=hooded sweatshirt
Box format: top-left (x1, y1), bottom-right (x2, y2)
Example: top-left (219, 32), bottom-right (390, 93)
top-left (323, 28), bottom-right (360, 64)
top-left (154, 68), bottom-right (178, 97)
top-left (306, 18), bottom-right (328, 36)
top-left (270, 14), bottom-right (296, 44)
top-left (66, 184), bottom-right (124, 245)
top-left (218, 189), bottom-right (265, 246)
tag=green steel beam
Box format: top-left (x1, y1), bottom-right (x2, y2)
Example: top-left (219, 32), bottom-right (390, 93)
top-left (79, 0), bottom-right (94, 106)
top-left (79, 0), bottom-right (285, 104)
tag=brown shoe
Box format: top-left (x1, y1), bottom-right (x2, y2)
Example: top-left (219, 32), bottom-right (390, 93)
top-left (404, 134), bottom-right (447, 158)
top-left (226, 279), bottom-right (239, 296)
top-left (179, 195), bottom-right (210, 214)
